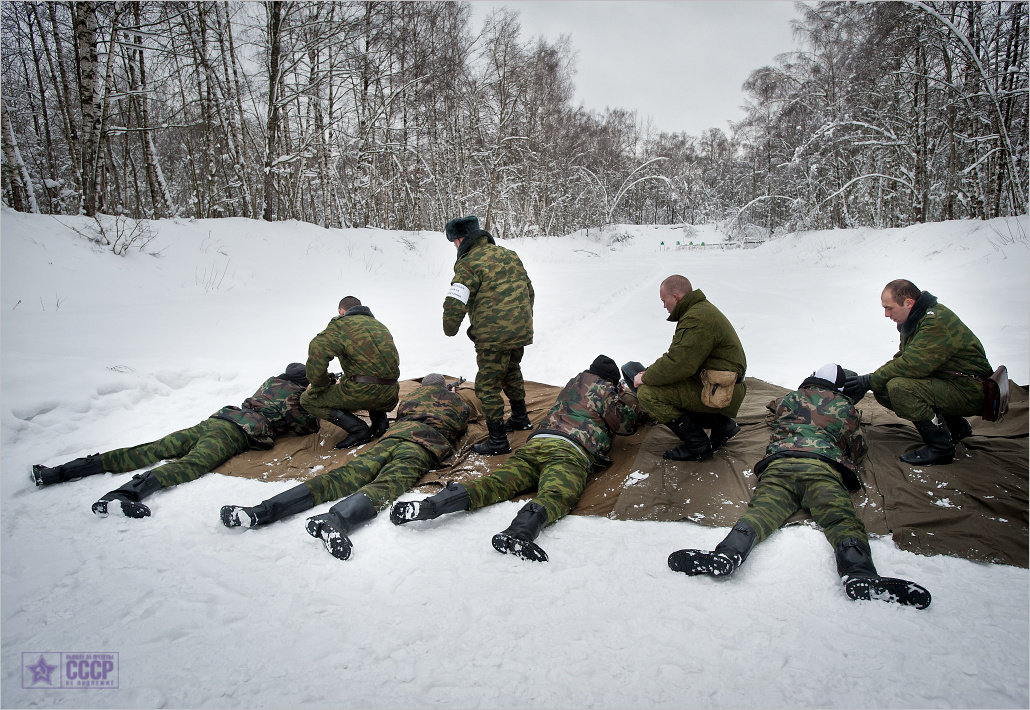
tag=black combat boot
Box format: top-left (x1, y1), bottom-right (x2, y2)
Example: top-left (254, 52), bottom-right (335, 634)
top-left (32, 453), bottom-right (105, 487)
top-left (899, 417), bottom-right (955, 465)
top-left (699, 413), bottom-right (741, 453)
top-left (503, 399), bottom-right (533, 432)
top-left (472, 420), bottom-right (511, 455)
top-left (92, 472), bottom-right (163, 518)
top-left (492, 501), bottom-right (550, 562)
top-left (943, 414), bottom-right (973, 443)
top-left (391, 482), bottom-right (470, 525)
top-left (668, 521), bottom-right (758, 576)
top-left (305, 492), bottom-right (378, 560)
top-left (369, 411), bottom-right (390, 438)
top-left (621, 361), bottom-right (646, 394)
top-left (220, 483), bottom-right (315, 528)
top-left (329, 409), bottom-right (373, 449)
top-left (834, 537), bottom-right (931, 609)
top-left (663, 412), bottom-right (713, 461)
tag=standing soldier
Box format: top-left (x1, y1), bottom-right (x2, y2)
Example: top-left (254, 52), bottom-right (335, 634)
top-left (391, 356), bottom-right (640, 563)
top-left (668, 364), bottom-right (931, 609)
top-left (222, 374), bottom-right (471, 561)
top-left (31, 364), bottom-right (320, 518)
top-left (442, 215), bottom-right (534, 455)
top-left (300, 296), bottom-right (401, 450)
top-left (843, 280), bottom-right (993, 466)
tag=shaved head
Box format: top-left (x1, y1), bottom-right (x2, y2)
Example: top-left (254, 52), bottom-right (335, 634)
top-left (660, 275), bottom-right (692, 298)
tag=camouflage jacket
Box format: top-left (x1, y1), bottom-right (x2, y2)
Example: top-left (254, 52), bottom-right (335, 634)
top-left (754, 379), bottom-right (867, 490)
top-left (870, 292), bottom-right (991, 392)
top-left (443, 234), bottom-right (534, 349)
top-left (642, 289), bottom-right (746, 386)
top-left (531, 371), bottom-right (640, 470)
top-left (305, 306), bottom-right (400, 389)
top-left (211, 377), bottom-right (320, 450)
top-left (383, 384), bottom-right (471, 464)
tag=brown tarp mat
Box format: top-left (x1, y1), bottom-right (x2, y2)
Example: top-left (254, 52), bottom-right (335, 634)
top-left (215, 377), bottom-right (1029, 568)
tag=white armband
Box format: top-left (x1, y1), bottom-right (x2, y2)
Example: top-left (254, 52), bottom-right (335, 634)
top-left (446, 282), bottom-right (471, 305)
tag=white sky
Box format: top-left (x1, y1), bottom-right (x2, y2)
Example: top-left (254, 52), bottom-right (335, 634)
top-left (469, 0), bottom-right (800, 137)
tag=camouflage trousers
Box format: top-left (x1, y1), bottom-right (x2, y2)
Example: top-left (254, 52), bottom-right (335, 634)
top-left (300, 380), bottom-right (399, 420)
top-left (303, 437), bottom-right (434, 510)
top-left (464, 437), bottom-right (591, 525)
top-left (475, 345), bottom-right (527, 422)
top-left (99, 418), bottom-right (249, 489)
top-left (874, 375), bottom-right (983, 422)
top-left (737, 457), bottom-right (867, 548)
top-left (637, 377), bottom-right (746, 424)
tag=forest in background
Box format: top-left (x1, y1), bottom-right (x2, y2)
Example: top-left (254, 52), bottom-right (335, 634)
top-left (1, 1), bottom-right (1026, 239)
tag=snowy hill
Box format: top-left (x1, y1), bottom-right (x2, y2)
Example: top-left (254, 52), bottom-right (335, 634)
top-left (2, 209), bottom-right (1028, 708)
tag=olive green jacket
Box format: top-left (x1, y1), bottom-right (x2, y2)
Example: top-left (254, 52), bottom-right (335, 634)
top-left (642, 289), bottom-right (746, 387)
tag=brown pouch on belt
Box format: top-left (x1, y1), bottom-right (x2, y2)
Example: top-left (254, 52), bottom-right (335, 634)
top-left (700, 369), bottom-right (738, 409)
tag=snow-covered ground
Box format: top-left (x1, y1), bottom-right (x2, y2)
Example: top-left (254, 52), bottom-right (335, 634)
top-left (2, 210), bottom-right (1027, 708)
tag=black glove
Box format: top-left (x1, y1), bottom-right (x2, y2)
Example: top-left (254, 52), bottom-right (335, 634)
top-left (842, 373), bottom-right (872, 401)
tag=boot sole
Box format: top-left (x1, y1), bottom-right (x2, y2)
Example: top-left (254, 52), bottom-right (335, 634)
top-left (92, 499), bottom-right (151, 519)
top-left (492, 533), bottom-right (548, 562)
top-left (306, 518), bottom-right (353, 560)
top-left (389, 502), bottom-right (421, 525)
top-left (844, 577), bottom-right (931, 609)
top-left (220, 505), bottom-right (254, 528)
top-left (668, 549), bottom-right (734, 576)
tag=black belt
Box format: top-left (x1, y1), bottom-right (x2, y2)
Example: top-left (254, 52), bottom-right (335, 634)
top-left (350, 375), bottom-right (398, 386)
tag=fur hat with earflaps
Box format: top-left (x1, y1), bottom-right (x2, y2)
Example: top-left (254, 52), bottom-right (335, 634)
top-left (445, 216), bottom-right (481, 242)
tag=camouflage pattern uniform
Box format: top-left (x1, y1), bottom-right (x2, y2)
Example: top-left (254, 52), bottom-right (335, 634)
top-left (637, 289), bottom-right (747, 423)
top-left (464, 371), bottom-right (640, 524)
top-left (443, 233), bottom-right (534, 422)
top-left (870, 292), bottom-right (991, 421)
top-left (303, 383), bottom-right (471, 510)
top-left (101, 376), bottom-right (319, 489)
top-left (300, 305), bottom-right (401, 419)
top-left (737, 378), bottom-right (869, 547)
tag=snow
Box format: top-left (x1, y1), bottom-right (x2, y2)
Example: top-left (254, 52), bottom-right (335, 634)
top-left (2, 209), bottom-right (1028, 708)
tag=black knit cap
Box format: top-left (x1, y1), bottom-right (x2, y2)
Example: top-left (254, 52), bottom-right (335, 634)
top-left (281, 362), bottom-right (309, 386)
top-left (445, 215), bottom-right (480, 241)
top-left (588, 355), bottom-right (621, 387)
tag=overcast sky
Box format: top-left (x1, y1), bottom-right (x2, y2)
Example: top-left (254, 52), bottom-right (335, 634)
top-left (468, 1), bottom-right (801, 137)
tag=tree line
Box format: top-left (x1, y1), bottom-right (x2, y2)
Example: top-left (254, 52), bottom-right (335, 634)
top-left (1, 1), bottom-right (1026, 238)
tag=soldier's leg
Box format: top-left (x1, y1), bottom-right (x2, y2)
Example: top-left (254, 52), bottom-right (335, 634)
top-left (352, 440), bottom-right (435, 510)
top-left (736, 460), bottom-right (806, 544)
top-left (671, 459), bottom-right (803, 576)
top-left (499, 346), bottom-right (527, 404)
top-left (464, 445), bottom-right (542, 510)
top-left (302, 438), bottom-right (393, 505)
top-left (796, 460), bottom-right (867, 547)
top-left (99, 422), bottom-right (208, 473)
top-left (474, 346), bottom-right (511, 423)
top-left (300, 380), bottom-right (392, 420)
top-left (880, 376), bottom-right (982, 421)
top-left (530, 440), bottom-right (591, 524)
top-left (146, 419), bottom-right (250, 488)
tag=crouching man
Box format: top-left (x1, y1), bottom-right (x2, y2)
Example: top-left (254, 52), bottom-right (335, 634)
top-left (391, 355), bottom-right (639, 562)
top-left (221, 374), bottom-right (470, 561)
top-left (668, 364), bottom-right (931, 609)
top-left (32, 364), bottom-right (320, 518)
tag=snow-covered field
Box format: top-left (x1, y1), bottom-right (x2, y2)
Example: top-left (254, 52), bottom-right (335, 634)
top-left (2, 209), bottom-right (1027, 708)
